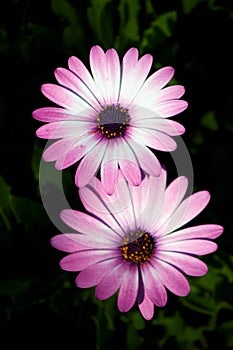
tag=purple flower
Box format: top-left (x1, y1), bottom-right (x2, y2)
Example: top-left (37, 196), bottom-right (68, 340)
top-left (33, 45), bottom-right (187, 194)
top-left (50, 169), bottom-right (223, 320)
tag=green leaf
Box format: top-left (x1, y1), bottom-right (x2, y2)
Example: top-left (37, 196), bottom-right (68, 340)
top-left (10, 196), bottom-right (51, 230)
top-left (0, 176), bottom-right (12, 230)
top-left (115, 0), bottom-right (140, 49)
top-left (201, 111), bottom-right (219, 131)
top-left (87, 0), bottom-right (114, 47)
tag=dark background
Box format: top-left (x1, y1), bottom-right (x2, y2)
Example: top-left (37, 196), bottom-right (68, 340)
top-left (0, 0), bottom-right (232, 349)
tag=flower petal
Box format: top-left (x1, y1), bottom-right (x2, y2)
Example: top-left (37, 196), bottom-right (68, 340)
top-left (33, 107), bottom-right (90, 122)
top-left (133, 116), bottom-right (185, 136)
top-left (101, 139), bottom-right (119, 195)
top-left (50, 234), bottom-right (88, 252)
top-left (158, 224), bottom-right (224, 243)
top-left (95, 262), bottom-right (127, 300)
top-left (54, 133), bottom-right (100, 170)
top-left (117, 138), bottom-right (142, 186)
top-left (136, 66), bottom-right (175, 103)
top-left (54, 67), bottom-right (98, 107)
top-left (154, 100), bottom-right (188, 118)
top-left (164, 191), bottom-right (211, 234)
top-left (76, 257), bottom-right (122, 288)
top-left (155, 251), bottom-right (208, 276)
top-left (75, 140), bottom-right (107, 187)
top-left (153, 176), bottom-right (188, 233)
top-left (138, 291), bottom-right (154, 320)
top-left (141, 263), bottom-right (167, 307)
top-left (151, 258), bottom-right (190, 296)
top-left (120, 51), bottom-right (153, 105)
top-left (105, 48), bottom-right (121, 102)
top-left (41, 84), bottom-right (90, 112)
top-left (90, 45), bottom-right (108, 103)
top-left (117, 264), bottom-right (139, 312)
top-left (125, 136), bottom-right (161, 177)
top-left (60, 209), bottom-right (121, 242)
top-left (68, 55), bottom-right (99, 96)
top-left (36, 121), bottom-right (93, 139)
top-left (60, 249), bottom-right (119, 271)
top-left (129, 127), bottom-right (177, 151)
top-left (157, 239), bottom-right (218, 255)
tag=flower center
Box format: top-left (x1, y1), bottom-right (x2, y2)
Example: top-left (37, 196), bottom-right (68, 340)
top-left (120, 229), bottom-right (155, 264)
top-left (97, 104), bottom-right (130, 139)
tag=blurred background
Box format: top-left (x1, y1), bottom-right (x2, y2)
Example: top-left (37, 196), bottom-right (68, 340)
top-left (0, 0), bottom-right (232, 349)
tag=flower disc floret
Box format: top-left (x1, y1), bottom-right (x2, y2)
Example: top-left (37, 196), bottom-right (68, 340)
top-left (97, 104), bottom-right (130, 139)
top-left (121, 230), bottom-right (155, 263)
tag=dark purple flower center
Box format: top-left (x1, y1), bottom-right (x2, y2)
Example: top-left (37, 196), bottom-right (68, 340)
top-left (120, 230), bottom-right (155, 264)
top-left (97, 104), bottom-right (130, 139)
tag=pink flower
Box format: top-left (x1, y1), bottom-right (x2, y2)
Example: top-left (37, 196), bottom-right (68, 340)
top-left (50, 169), bottom-right (223, 320)
top-left (33, 45), bottom-right (188, 194)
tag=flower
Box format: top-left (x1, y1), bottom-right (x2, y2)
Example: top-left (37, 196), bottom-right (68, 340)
top-left (50, 169), bottom-right (223, 320)
top-left (33, 45), bottom-right (188, 194)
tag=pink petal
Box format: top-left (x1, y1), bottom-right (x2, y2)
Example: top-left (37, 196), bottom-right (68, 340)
top-left (138, 291), bottom-right (154, 320)
top-left (75, 140), bottom-right (107, 187)
top-left (125, 136), bottom-right (161, 177)
top-left (153, 176), bottom-right (188, 232)
top-left (54, 67), bottom-right (99, 107)
top-left (90, 46), bottom-right (108, 103)
top-left (158, 224), bottom-right (224, 243)
top-left (134, 66), bottom-right (175, 106)
top-left (60, 209), bottom-right (120, 241)
top-left (151, 258), bottom-right (190, 296)
top-left (79, 182), bottom-right (129, 232)
top-left (153, 85), bottom-right (186, 103)
top-left (32, 107), bottom-right (87, 122)
top-left (164, 191), bottom-right (211, 234)
top-left (129, 127), bottom-right (177, 151)
top-left (60, 249), bottom-right (119, 271)
top-left (117, 264), bottom-right (139, 312)
top-left (42, 136), bottom-right (78, 162)
top-left (41, 84), bottom-right (90, 112)
top-left (120, 52), bottom-right (153, 104)
top-left (140, 169), bottom-right (166, 230)
top-left (95, 262), bottom-right (128, 300)
top-left (133, 117), bottom-right (185, 136)
top-left (54, 133), bottom-right (99, 170)
top-left (154, 100), bottom-right (188, 118)
top-left (100, 140), bottom-right (119, 195)
top-left (141, 264), bottom-right (167, 307)
top-left (117, 138), bottom-right (141, 186)
top-left (105, 48), bottom-right (121, 102)
top-left (128, 176), bottom-right (150, 226)
top-left (155, 251), bottom-right (208, 276)
top-left (50, 234), bottom-right (88, 252)
top-left (36, 121), bottom-right (93, 139)
top-left (157, 239), bottom-right (218, 255)
top-left (76, 257), bottom-right (122, 288)
top-left (68, 55), bottom-right (99, 98)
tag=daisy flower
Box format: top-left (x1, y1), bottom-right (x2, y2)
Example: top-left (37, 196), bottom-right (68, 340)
top-left (50, 169), bottom-right (223, 320)
top-left (33, 45), bottom-right (188, 194)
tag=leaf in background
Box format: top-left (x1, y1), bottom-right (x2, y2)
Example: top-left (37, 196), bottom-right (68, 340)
top-left (201, 111), bottom-right (219, 131)
top-left (181, 0), bottom-right (204, 14)
top-left (141, 11), bottom-right (177, 50)
top-left (115, 0), bottom-right (140, 50)
top-left (87, 0), bottom-right (114, 48)
top-left (51, 0), bottom-right (85, 51)
top-left (31, 143), bottom-right (43, 184)
top-left (0, 176), bottom-right (12, 230)
top-left (11, 196), bottom-right (51, 230)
